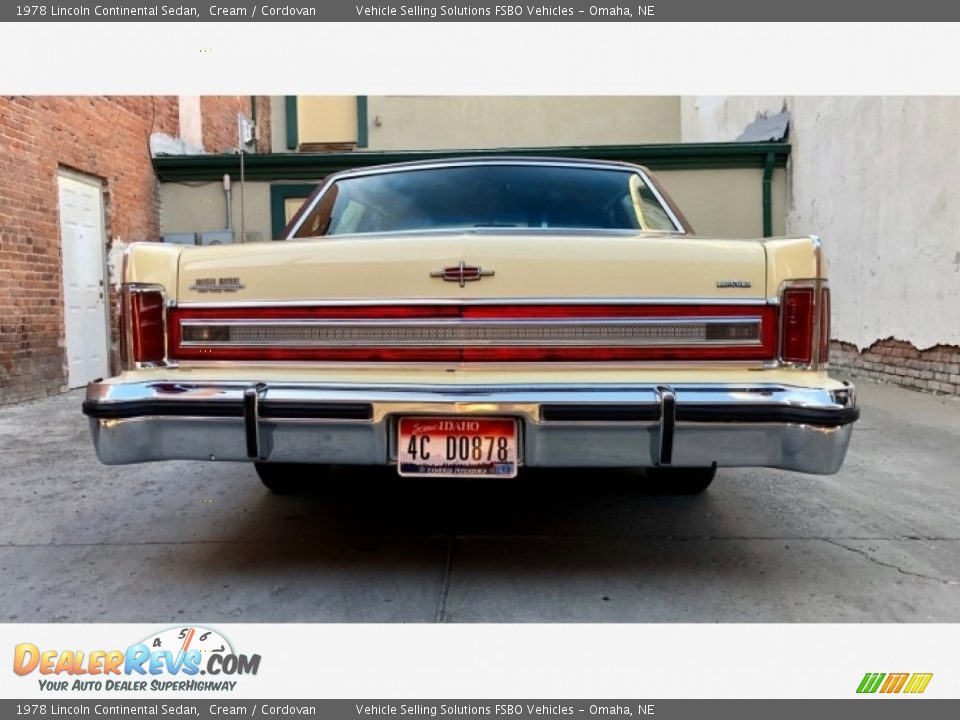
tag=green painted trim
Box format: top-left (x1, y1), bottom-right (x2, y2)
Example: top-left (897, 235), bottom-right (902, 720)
top-left (153, 142), bottom-right (791, 182)
top-left (284, 96), bottom-right (298, 151)
top-left (269, 183), bottom-right (319, 239)
top-left (762, 151), bottom-right (776, 238)
top-left (356, 96), bottom-right (369, 149)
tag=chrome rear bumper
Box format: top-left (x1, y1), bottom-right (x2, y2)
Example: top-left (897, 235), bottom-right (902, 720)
top-left (83, 380), bottom-right (858, 475)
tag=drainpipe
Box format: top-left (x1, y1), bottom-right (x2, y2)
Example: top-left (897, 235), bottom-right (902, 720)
top-left (762, 151), bottom-right (775, 238)
top-left (223, 174), bottom-right (233, 231)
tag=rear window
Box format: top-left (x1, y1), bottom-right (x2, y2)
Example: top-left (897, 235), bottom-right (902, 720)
top-left (290, 164), bottom-right (680, 238)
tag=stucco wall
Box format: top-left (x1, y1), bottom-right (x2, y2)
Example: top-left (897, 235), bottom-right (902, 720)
top-left (365, 96), bottom-right (681, 150)
top-left (681, 96), bottom-right (960, 351)
top-left (658, 167), bottom-right (785, 239)
top-left (160, 182), bottom-right (273, 244)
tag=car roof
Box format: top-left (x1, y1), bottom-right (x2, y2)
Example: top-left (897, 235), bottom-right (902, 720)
top-left (328, 156), bottom-right (651, 180)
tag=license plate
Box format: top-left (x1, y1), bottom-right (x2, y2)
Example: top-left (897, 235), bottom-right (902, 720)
top-left (397, 417), bottom-right (518, 478)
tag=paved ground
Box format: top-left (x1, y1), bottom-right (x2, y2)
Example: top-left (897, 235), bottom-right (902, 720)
top-left (0, 378), bottom-right (958, 622)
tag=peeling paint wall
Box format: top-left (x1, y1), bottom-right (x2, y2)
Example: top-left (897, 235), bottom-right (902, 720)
top-left (682, 96), bottom-right (960, 351)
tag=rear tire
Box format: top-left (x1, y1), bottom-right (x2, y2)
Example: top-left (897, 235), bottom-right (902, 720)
top-left (645, 465), bottom-right (717, 494)
top-left (254, 462), bottom-right (330, 494)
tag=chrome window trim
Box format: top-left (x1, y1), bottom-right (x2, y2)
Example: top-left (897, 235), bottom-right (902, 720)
top-left (635, 167), bottom-right (686, 233)
top-left (280, 227), bottom-right (682, 244)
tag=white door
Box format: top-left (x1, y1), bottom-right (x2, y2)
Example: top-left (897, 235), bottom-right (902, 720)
top-left (58, 173), bottom-right (109, 388)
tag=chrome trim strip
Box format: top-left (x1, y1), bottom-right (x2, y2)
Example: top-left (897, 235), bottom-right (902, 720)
top-left (811, 235), bottom-right (825, 368)
top-left (86, 380), bottom-right (858, 424)
top-left (170, 358), bottom-right (773, 370)
top-left (174, 297), bottom-right (771, 309)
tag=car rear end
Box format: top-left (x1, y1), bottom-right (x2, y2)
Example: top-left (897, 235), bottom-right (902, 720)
top-left (84, 231), bottom-right (857, 479)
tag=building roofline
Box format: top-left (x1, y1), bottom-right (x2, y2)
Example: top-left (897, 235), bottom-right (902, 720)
top-left (153, 142), bottom-right (790, 182)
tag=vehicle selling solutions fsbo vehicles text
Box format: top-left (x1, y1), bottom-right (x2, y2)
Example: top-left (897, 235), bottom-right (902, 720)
top-left (352, 5), bottom-right (655, 18)
top-left (354, 5), bottom-right (575, 18)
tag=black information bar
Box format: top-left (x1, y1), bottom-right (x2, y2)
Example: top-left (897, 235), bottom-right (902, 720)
top-left (2, 0), bottom-right (958, 22)
top-left (1, 700), bottom-right (958, 719)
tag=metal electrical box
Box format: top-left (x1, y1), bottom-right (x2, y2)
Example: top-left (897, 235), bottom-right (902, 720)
top-left (162, 232), bottom-right (197, 245)
top-left (199, 230), bottom-right (235, 246)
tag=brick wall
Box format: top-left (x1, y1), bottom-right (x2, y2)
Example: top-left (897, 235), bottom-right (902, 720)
top-left (0, 96), bottom-right (273, 405)
top-left (0, 96), bottom-right (180, 404)
top-left (200, 96), bottom-right (272, 154)
top-left (831, 339), bottom-right (960, 395)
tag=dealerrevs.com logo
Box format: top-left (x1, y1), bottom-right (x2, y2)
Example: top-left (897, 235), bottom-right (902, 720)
top-left (13, 626), bottom-right (260, 693)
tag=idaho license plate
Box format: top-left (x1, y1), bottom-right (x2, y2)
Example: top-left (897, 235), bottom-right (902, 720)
top-left (397, 417), bottom-right (519, 478)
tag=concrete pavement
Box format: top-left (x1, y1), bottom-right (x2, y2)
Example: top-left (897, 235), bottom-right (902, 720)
top-left (0, 378), bottom-right (957, 622)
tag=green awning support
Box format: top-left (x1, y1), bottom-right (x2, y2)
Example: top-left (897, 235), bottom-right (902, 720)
top-left (762, 151), bottom-right (776, 238)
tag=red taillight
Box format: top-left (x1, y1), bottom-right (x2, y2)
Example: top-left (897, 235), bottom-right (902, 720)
top-left (780, 284), bottom-right (830, 366)
top-left (781, 287), bottom-right (815, 364)
top-left (167, 304), bottom-right (779, 363)
top-left (127, 289), bottom-right (165, 364)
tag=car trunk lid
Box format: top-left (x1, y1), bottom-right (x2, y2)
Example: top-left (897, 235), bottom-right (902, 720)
top-left (176, 230), bottom-right (768, 302)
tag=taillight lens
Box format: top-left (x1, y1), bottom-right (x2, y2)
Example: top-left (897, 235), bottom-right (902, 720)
top-left (781, 287), bottom-right (815, 364)
top-left (126, 288), bottom-right (165, 364)
top-left (781, 284), bottom-right (830, 366)
top-left (819, 287), bottom-right (831, 364)
top-left (167, 304), bottom-right (779, 363)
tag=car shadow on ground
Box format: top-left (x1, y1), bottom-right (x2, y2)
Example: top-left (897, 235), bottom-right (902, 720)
top-left (186, 465), bottom-right (776, 605)
top-left (225, 464), bottom-right (725, 540)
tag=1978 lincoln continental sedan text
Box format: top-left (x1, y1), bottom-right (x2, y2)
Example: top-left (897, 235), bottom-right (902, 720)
top-left (83, 158), bottom-right (859, 493)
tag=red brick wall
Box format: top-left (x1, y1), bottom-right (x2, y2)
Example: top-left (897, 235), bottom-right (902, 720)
top-left (831, 339), bottom-right (960, 395)
top-left (0, 95), bottom-right (272, 405)
top-left (200, 96), bottom-right (272, 154)
top-left (0, 96), bottom-right (179, 404)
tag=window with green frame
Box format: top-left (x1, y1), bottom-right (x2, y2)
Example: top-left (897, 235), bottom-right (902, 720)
top-left (269, 183), bottom-right (319, 239)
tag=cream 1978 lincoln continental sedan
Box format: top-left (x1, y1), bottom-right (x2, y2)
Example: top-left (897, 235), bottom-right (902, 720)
top-left (83, 158), bottom-right (858, 494)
